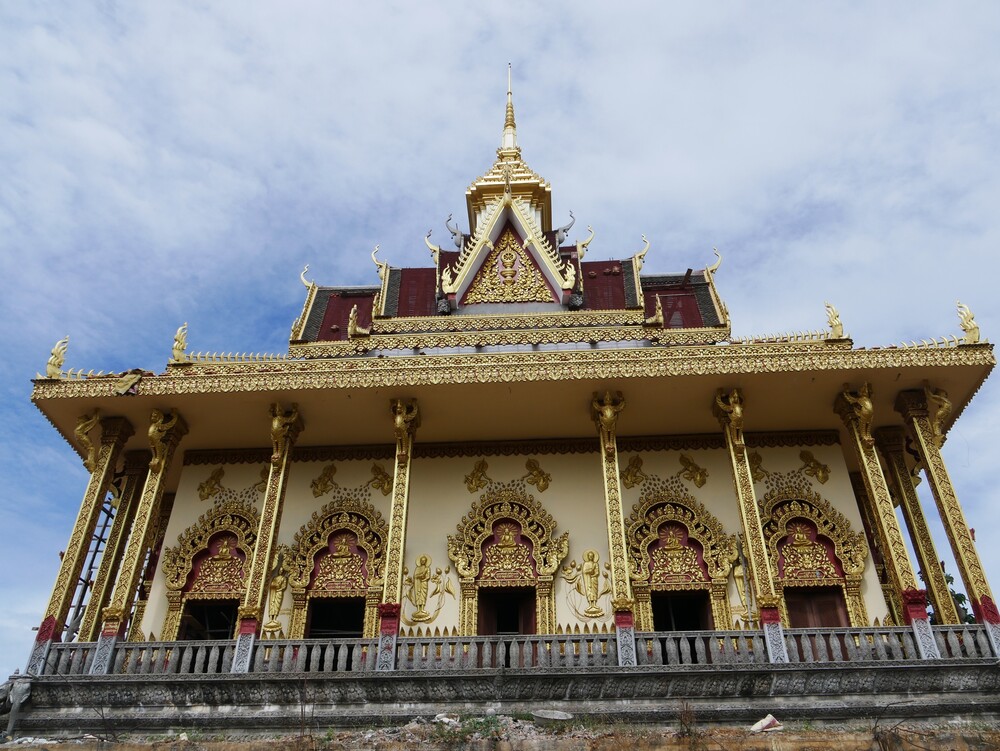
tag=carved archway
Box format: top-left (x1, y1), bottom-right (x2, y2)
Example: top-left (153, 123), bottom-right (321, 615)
top-left (627, 476), bottom-right (738, 631)
top-left (447, 482), bottom-right (569, 635)
top-left (286, 495), bottom-right (388, 639)
top-left (160, 500), bottom-right (260, 640)
top-left (761, 488), bottom-right (870, 627)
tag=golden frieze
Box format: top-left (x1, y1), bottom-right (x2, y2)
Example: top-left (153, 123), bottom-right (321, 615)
top-left (33, 340), bottom-right (995, 400)
top-left (401, 554), bottom-right (455, 626)
top-left (620, 455), bottom-right (648, 489)
top-left (464, 228), bottom-right (555, 304)
top-left (464, 459), bottom-right (492, 493)
top-left (677, 454), bottom-right (708, 488)
top-left (561, 550), bottom-right (612, 619)
top-left (521, 459), bottom-right (550, 492)
top-left (798, 450), bottom-right (830, 484)
top-left (310, 464), bottom-right (338, 497)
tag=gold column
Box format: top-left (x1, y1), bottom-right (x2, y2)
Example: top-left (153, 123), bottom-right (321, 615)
top-left (90, 410), bottom-right (187, 674)
top-left (78, 451), bottom-right (148, 642)
top-left (875, 426), bottom-right (960, 625)
top-left (232, 403), bottom-right (303, 671)
top-left (836, 385), bottom-right (938, 658)
top-left (591, 391), bottom-right (636, 666)
top-left (26, 416), bottom-right (133, 674)
top-left (377, 398), bottom-right (420, 671)
top-left (849, 471), bottom-right (902, 624)
top-left (128, 491), bottom-right (175, 642)
top-left (897, 388), bottom-right (999, 648)
top-left (713, 389), bottom-right (785, 660)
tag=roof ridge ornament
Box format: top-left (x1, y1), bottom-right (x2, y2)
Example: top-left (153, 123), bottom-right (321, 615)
top-left (371, 245), bottom-right (389, 281)
top-left (706, 248), bottom-right (722, 276)
top-left (634, 235), bottom-right (650, 272)
top-left (957, 300), bottom-right (980, 344)
top-left (501, 62), bottom-right (518, 155)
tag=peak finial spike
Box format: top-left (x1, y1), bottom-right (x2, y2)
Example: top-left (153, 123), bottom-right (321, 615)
top-left (501, 64), bottom-right (518, 151)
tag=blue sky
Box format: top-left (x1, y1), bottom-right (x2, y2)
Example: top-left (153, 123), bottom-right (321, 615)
top-left (3, 3), bottom-right (1000, 675)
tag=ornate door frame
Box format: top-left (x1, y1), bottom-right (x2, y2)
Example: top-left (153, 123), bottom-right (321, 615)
top-left (448, 484), bottom-right (568, 635)
top-left (285, 496), bottom-right (388, 639)
top-left (160, 500), bottom-right (260, 641)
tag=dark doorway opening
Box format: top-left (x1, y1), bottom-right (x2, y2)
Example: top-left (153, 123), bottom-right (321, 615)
top-left (179, 599), bottom-right (239, 641)
top-left (651, 590), bottom-right (713, 631)
top-left (306, 597), bottom-right (366, 639)
top-left (478, 587), bottom-right (536, 636)
top-left (784, 586), bottom-right (849, 628)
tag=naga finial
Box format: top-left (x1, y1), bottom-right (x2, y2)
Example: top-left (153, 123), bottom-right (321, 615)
top-left (577, 226), bottom-right (595, 260)
top-left (957, 301), bottom-right (980, 344)
top-left (372, 244), bottom-right (388, 281)
top-left (706, 248), bottom-right (722, 276)
top-left (300, 264), bottom-right (313, 288)
top-left (445, 214), bottom-right (465, 250)
top-left (170, 323), bottom-right (189, 364)
top-left (634, 235), bottom-right (650, 271)
top-left (555, 211), bottom-right (576, 247)
top-left (825, 302), bottom-right (844, 339)
top-left (45, 336), bottom-right (69, 379)
top-left (424, 230), bottom-right (441, 266)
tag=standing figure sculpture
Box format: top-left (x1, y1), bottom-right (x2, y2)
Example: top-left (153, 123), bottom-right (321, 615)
top-left (715, 388), bottom-right (745, 450)
top-left (270, 403), bottom-right (300, 466)
top-left (409, 554), bottom-right (432, 622)
top-left (74, 410), bottom-right (101, 473)
top-left (391, 399), bottom-right (420, 464)
top-left (841, 383), bottom-right (875, 447)
top-left (148, 409), bottom-right (179, 473)
top-left (592, 391), bottom-right (626, 457)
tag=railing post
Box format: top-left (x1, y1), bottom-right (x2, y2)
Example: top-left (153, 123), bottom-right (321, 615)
top-left (615, 609), bottom-right (637, 667)
top-left (375, 603), bottom-right (400, 671)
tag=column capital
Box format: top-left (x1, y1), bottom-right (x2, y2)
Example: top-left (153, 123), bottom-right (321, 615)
top-left (897, 386), bottom-right (951, 448)
top-left (712, 387), bottom-right (745, 453)
top-left (147, 409), bottom-right (188, 473)
top-left (269, 402), bottom-right (304, 465)
top-left (874, 425), bottom-right (907, 453)
top-left (834, 383), bottom-right (875, 447)
top-left (591, 390), bottom-right (626, 457)
top-left (99, 415), bottom-right (135, 444)
top-left (390, 398), bottom-right (420, 464)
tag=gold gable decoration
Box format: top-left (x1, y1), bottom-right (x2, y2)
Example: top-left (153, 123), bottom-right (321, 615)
top-left (463, 228), bottom-right (555, 304)
top-left (159, 500), bottom-right (260, 640)
top-left (626, 474), bottom-right (738, 631)
top-left (286, 490), bottom-right (389, 639)
top-left (447, 481), bottom-right (569, 635)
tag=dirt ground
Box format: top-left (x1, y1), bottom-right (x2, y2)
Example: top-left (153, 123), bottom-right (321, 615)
top-left (4, 715), bottom-right (1000, 751)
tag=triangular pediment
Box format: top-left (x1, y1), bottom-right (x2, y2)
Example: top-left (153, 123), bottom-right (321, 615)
top-left (463, 225), bottom-right (557, 305)
top-left (441, 196), bottom-right (574, 307)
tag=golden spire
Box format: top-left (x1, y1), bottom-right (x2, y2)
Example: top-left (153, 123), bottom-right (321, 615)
top-left (501, 63), bottom-right (519, 155)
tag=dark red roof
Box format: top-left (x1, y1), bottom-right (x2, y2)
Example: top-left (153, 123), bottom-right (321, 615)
top-left (395, 268), bottom-right (438, 317)
top-left (317, 291), bottom-right (374, 342)
top-left (580, 260), bottom-right (627, 310)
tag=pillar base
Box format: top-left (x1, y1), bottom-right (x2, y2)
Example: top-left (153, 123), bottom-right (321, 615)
top-left (760, 605), bottom-right (788, 663)
top-left (901, 589), bottom-right (940, 659)
top-left (376, 603), bottom-right (400, 672)
top-left (614, 609), bottom-right (637, 667)
top-left (89, 618), bottom-right (126, 675)
top-left (231, 618), bottom-right (259, 674)
top-left (25, 616), bottom-right (59, 676)
top-left (972, 596), bottom-right (1000, 657)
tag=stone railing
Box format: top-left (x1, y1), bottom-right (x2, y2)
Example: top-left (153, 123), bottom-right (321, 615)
top-left (396, 633), bottom-right (618, 670)
top-left (33, 624), bottom-right (994, 677)
top-left (635, 630), bottom-right (769, 666)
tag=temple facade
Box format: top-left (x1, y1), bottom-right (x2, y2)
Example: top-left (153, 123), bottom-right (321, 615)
top-left (11, 78), bottom-right (1000, 733)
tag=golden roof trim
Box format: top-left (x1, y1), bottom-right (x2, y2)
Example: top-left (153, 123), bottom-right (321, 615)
top-left (31, 341), bottom-right (995, 400)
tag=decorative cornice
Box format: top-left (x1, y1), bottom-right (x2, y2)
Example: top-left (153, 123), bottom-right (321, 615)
top-left (414, 437), bottom-right (597, 459)
top-left (32, 341), bottom-right (995, 400)
top-left (370, 309), bottom-right (644, 334)
top-left (184, 445), bottom-right (395, 466)
top-left (288, 325), bottom-right (728, 357)
top-left (745, 431), bottom-right (841, 449)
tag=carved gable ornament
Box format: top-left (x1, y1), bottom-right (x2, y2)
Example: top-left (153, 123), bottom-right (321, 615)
top-left (448, 481), bottom-right (568, 582)
top-left (463, 226), bottom-right (556, 304)
top-left (161, 500), bottom-right (260, 593)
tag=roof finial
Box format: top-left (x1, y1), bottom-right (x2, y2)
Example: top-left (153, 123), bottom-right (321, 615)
top-left (502, 62), bottom-right (518, 152)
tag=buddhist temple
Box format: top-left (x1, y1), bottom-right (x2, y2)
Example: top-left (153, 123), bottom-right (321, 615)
top-left (7, 73), bottom-right (1000, 735)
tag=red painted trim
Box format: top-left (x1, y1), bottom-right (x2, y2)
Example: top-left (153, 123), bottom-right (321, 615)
top-left (901, 588), bottom-right (929, 625)
top-left (973, 595), bottom-right (1000, 625)
top-left (378, 602), bottom-right (401, 635)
